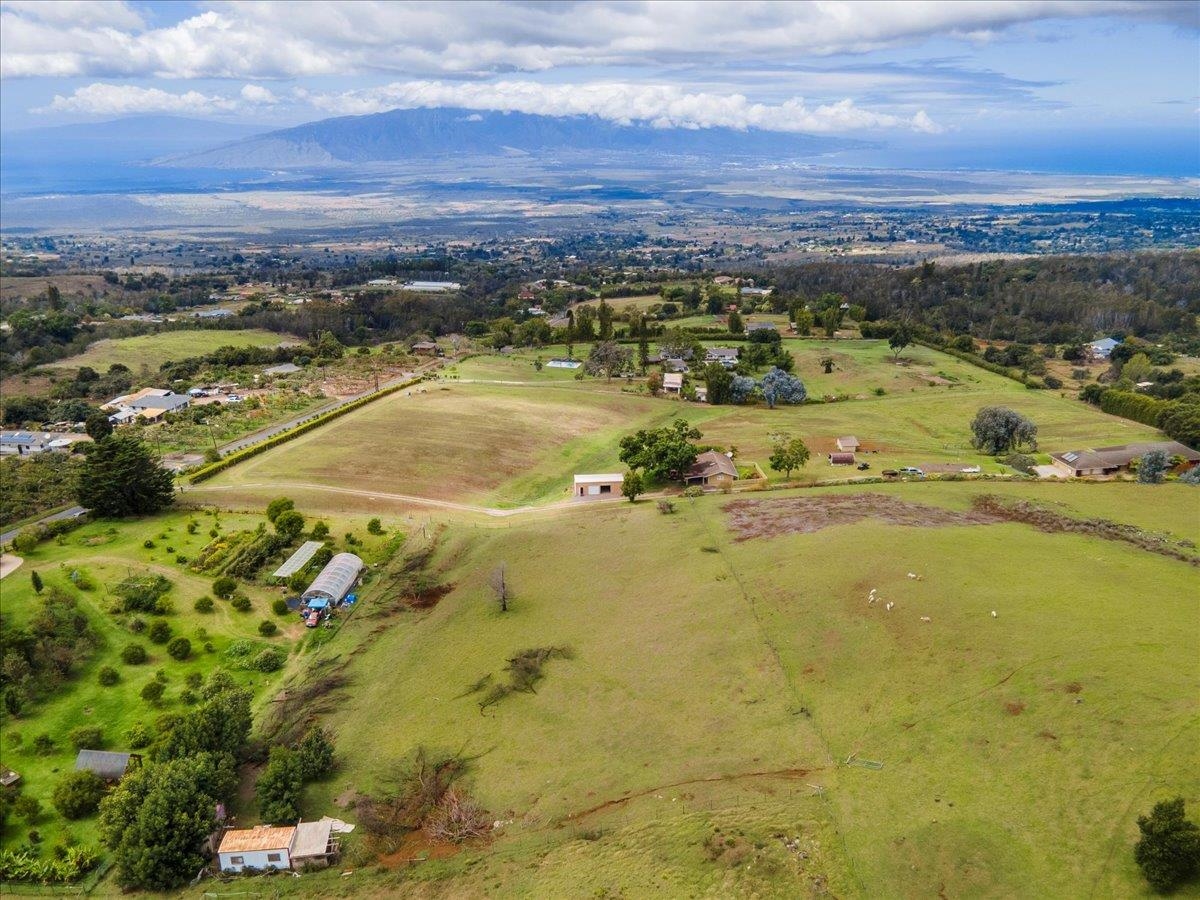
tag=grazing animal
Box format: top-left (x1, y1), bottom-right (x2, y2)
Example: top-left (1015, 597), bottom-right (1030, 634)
top-left (885, 602), bottom-right (894, 611)
top-left (920, 616), bottom-right (931, 623)
top-left (991, 610), bottom-right (998, 618)
top-left (868, 597), bottom-right (877, 606)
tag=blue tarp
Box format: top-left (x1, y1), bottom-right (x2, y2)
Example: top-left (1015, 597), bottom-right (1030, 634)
top-left (345, 594), bottom-right (357, 604)
top-left (307, 598), bottom-right (329, 610)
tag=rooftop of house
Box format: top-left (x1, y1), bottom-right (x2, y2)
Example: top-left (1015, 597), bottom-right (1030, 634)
top-left (218, 825), bottom-right (297, 855)
top-left (573, 473), bottom-right (625, 485)
top-left (746, 321), bottom-right (777, 331)
top-left (838, 435), bottom-right (860, 446)
top-left (290, 820), bottom-right (335, 859)
top-left (1090, 337), bottom-right (1120, 349)
top-left (663, 373), bottom-right (684, 388)
top-left (706, 347), bottom-right (740, 359)
top-left (687, 449), bottom-right (738, 480)
top-left (1052, 440), bottom-right (1200, 470)
top-left (128, 394), bottom-right (189, 410)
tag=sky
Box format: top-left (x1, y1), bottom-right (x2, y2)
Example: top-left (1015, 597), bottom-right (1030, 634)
top-left (1, 0), bottom-right (1198, 174)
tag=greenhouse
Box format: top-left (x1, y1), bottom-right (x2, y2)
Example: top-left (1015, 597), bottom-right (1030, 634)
top-left (301, 552), bottom-right (363, 604)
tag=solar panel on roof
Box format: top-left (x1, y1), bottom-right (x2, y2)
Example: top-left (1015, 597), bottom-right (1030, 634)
top-left (1064, 452), bottom-right (1078, 462)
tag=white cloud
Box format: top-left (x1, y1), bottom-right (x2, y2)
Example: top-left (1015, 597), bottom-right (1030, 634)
top-left (37, 83), bottom-right (242, 116)
top-left (1, 0), bottom-right (1193, 79)
top-left (300, 80), bottom-right (944, 133)
top-left (239, 83), bottom-right (278, 105)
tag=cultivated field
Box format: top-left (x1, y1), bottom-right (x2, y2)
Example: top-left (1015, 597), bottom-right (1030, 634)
top-left (235, 480), bottom-right (1199, 897)
top-left (196, 340), bottom-right (1165, 516)
top-left (48, 329), bottom-right (292, 372)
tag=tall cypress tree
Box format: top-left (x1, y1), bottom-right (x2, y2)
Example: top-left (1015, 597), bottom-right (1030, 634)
top-left (76, 434), bottom-right (175, 517)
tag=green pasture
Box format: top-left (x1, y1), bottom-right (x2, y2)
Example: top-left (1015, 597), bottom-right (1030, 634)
top-left (269, 480), bottom-right (1199, 897)
top-left (47, 329), bottom-right (292, 372)
top-left (0, 510), bottom-right (306, 852)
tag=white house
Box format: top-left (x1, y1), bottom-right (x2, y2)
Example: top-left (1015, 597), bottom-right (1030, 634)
top-left (217, 825), bottom-right (296, 872)
top-left (573, 473), bottom-right (624, 499)
top-left (1088, 337), bottom-right (1120, 360)
top-left (216, 820), bottom-right (336, 873)
top-left (836, 436), bottom-right (860, 453)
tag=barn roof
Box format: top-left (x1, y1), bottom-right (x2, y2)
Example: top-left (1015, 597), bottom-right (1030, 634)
top-left (301, 553), bottom-right (363, 602)
top-left (75, 750), bottom-right (132, 780)
top-left (218, 825), bottom-right (296, 854)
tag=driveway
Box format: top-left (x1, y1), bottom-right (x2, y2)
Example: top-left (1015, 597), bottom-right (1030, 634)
top-left (1, 505), bottom-right (87, 547)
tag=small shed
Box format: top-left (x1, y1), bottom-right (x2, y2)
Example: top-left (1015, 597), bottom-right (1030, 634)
top-left (217, 825), bottom-right (296, 873)
top-left (836, 436), bottom-right (860, 452)
top-left (573, 473), bottom-right (624, 499)
top-left (290, 819), bottom-right (336, 868)
top-left (662, 373), bottom-right (684, 394)
top-left (0, 769), bottom-right (19, 787)
top-left (411, 341), bottom-right (441, 356)
top-left (75, 750), bottom-right (140, 782)
top-left (301, 553), bottom-right (363, 604)
top-left (828, 452), bottom-right (856, 466)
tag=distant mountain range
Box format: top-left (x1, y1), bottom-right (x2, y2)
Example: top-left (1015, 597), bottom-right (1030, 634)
top-left (160, 107), bottom-right (867, 169)
top-left (3, 116), bottom-right (267, 166)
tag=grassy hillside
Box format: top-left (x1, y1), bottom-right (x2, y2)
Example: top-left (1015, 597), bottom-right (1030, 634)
top-left (233, 480), bottom-right (1198, 897)
top-left (48, 329), bottom-right (292, 372)
top-left (195, 340), bottom-right (1164, 515)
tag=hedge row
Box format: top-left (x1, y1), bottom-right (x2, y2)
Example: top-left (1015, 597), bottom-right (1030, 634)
top-left (187, 375), bottom-right (428, 484)
top-left (1099, 389), bottom-right (1168, 427)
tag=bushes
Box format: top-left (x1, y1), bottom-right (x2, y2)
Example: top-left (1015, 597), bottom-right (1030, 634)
top-left (98, 665), bottom-right (120, 686)
top-left (230, 595), bottom-right (252, 612)
top-left (271, 598), bottom-right (290, 616)
top-left (166, 637), bottom-right (191, 660)
top-left (140, 680), bottom-right (165, 704)
top-left (0, 846), bottom-right (100, 883)
top-left (193, 596), bottom-right (214, 613)
top-left (258, 621), bottom-right (278, 637)
top-left (252, 649), bottom-right (285, 672)
top-left (112, 574), bottom-right (173, 614)
top-left (367, 518), bottom-right (384, 535)
top-left (121, 644), bottom-right (147, 665)
top-left (256, 746), bottom-right (302, 824)
top-left (52, 770), bottom-right (106, 819)
top-left (69, 725), bottom-right (103, 750)
top-left (297, 727), bottom-right (335, 780)
top-left (211, 576), bottom-right (236, 599)
top-left (148, 620), bottom-right (172, 644)
top-left (1100, 390), bottom-right (1168, 427)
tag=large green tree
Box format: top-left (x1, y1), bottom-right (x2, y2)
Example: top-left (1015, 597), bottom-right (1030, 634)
top-left (1134, 797), bottom-right (1200, 893)
top-left (619, 419), bottom-right (702, 482)
top-left (584, 341), bottom-right (632, 381)
top-left (100, 754), bottom-right (231, 891)
top-left (768, 434), bottom-right (811, 478)
top-left (970, 407), bottom-right (1038, 455)
top-left (256, 746), bottom-right (303, 824)
top-left (76, 435), bottom-right (174, 517)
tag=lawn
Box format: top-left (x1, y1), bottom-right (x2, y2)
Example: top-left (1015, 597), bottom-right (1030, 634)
top-left (235, 479), bottom-right (1198, 897)
top-left (0, 509), bottom-right (335, 855)
top-left (47, 329), bottom-right (293, 372)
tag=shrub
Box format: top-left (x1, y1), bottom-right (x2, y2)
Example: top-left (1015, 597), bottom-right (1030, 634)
top-left (273, 510), bottom-right (306, 541)
top-left (68, 726), bottom-right (103, 751)
top-left (112, 574), bottom-right (173, 613)
top-left (175, 554), bottom-right (188, 565)
top-left (230, 595), bottom-right (252, 613)
top-left (310, 521), bottom-right (329, 539)
top-left (212, 576), bottom-right (237, 599)
top-left (258, 621), bottom-right (278, 637)
top-left (367, 518), bottom-right (384, 535)
top-left (13, 795), bottom-right (41, 825)
top-left (121, 644), bottom-right (147, 665)
top-left (252, 649), bottom-right (285, 672)
top-left (166, 637), bottom-right (191, 661)
top-left (124, 723), bottom-right (152, 749)
top-left (656, 499), bottom-right (676, 515)
top-left (32, 734), bottom-right (55, 755)
top-left (186, 521), bottom-right (198, 534)
top-left (153, 597), bottom-right (174, 615)
top-left (266, 497), bottom-right (295, 523)
top-left (271, 598), bottom-right (289, 616)
top-left (148, 620), bottom-right (171, 644)
top-left (297, 727), bottom-right (335, 781)
top-left (140, 680), bottom-right (165, 704)
top-left (225, 640), bottom-right (254, 658)
top-left (52, 771), bottom-right (105, 820)
top-left (1134, 797), bottom-right (1200, 893)
top-left (128, 617), bottom-right (146, 633)
top-left (97, 666), bottom-right (119, 686)
top-left (143, 540), bottom-right (155, 549)
top-left (179, 689), bottom-right (198, 706)
top-left (193, 596), bottom-right (214, 613)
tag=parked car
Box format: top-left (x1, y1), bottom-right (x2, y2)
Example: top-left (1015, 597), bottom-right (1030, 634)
top-left (898, 466), bottom-right (925, 477)
top-left (305, 611), bottom-right (320, 628)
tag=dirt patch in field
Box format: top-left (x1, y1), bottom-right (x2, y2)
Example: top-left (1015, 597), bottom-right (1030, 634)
top-left (725, 493), bottom-right (1002, 540)
top-left (1004, 701), bottom-right (1026, 716)
top-left (376, 828), bottom-right (464, 868)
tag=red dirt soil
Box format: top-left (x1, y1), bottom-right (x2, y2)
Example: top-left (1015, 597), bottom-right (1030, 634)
top-left (376, 828), bottom-right (464, 868)
top-left (725, 493), bottom-right (1002, 540)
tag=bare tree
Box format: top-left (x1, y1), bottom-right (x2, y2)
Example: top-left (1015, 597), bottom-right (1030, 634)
top-left (489, 563), bottom-right (509, 612)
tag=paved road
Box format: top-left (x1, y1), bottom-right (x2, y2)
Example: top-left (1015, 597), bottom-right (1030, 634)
top-left (216, 370), bottom-right (422, 455)
top-left (1, 505), bottom-right (87, 546)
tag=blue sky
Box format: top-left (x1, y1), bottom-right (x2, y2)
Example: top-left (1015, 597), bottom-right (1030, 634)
top-left (1, 1), bottom-right (1197, 174)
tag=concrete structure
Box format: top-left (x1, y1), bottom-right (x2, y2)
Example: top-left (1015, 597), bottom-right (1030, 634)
top-left (685, 450), bottom-right (738, 488)
top-left (1049, 440), bottom-right (1199, 478)
top-left (301, 553), bottom-right (363, 604)
top-left (836, 436), bottom-right (860, 453)
top-left (75, 750), bottom-right (140, 782)
top-left (662, 373), bottom-right (683, 394)
top-left (573, 473), bottom-right (624, 499)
